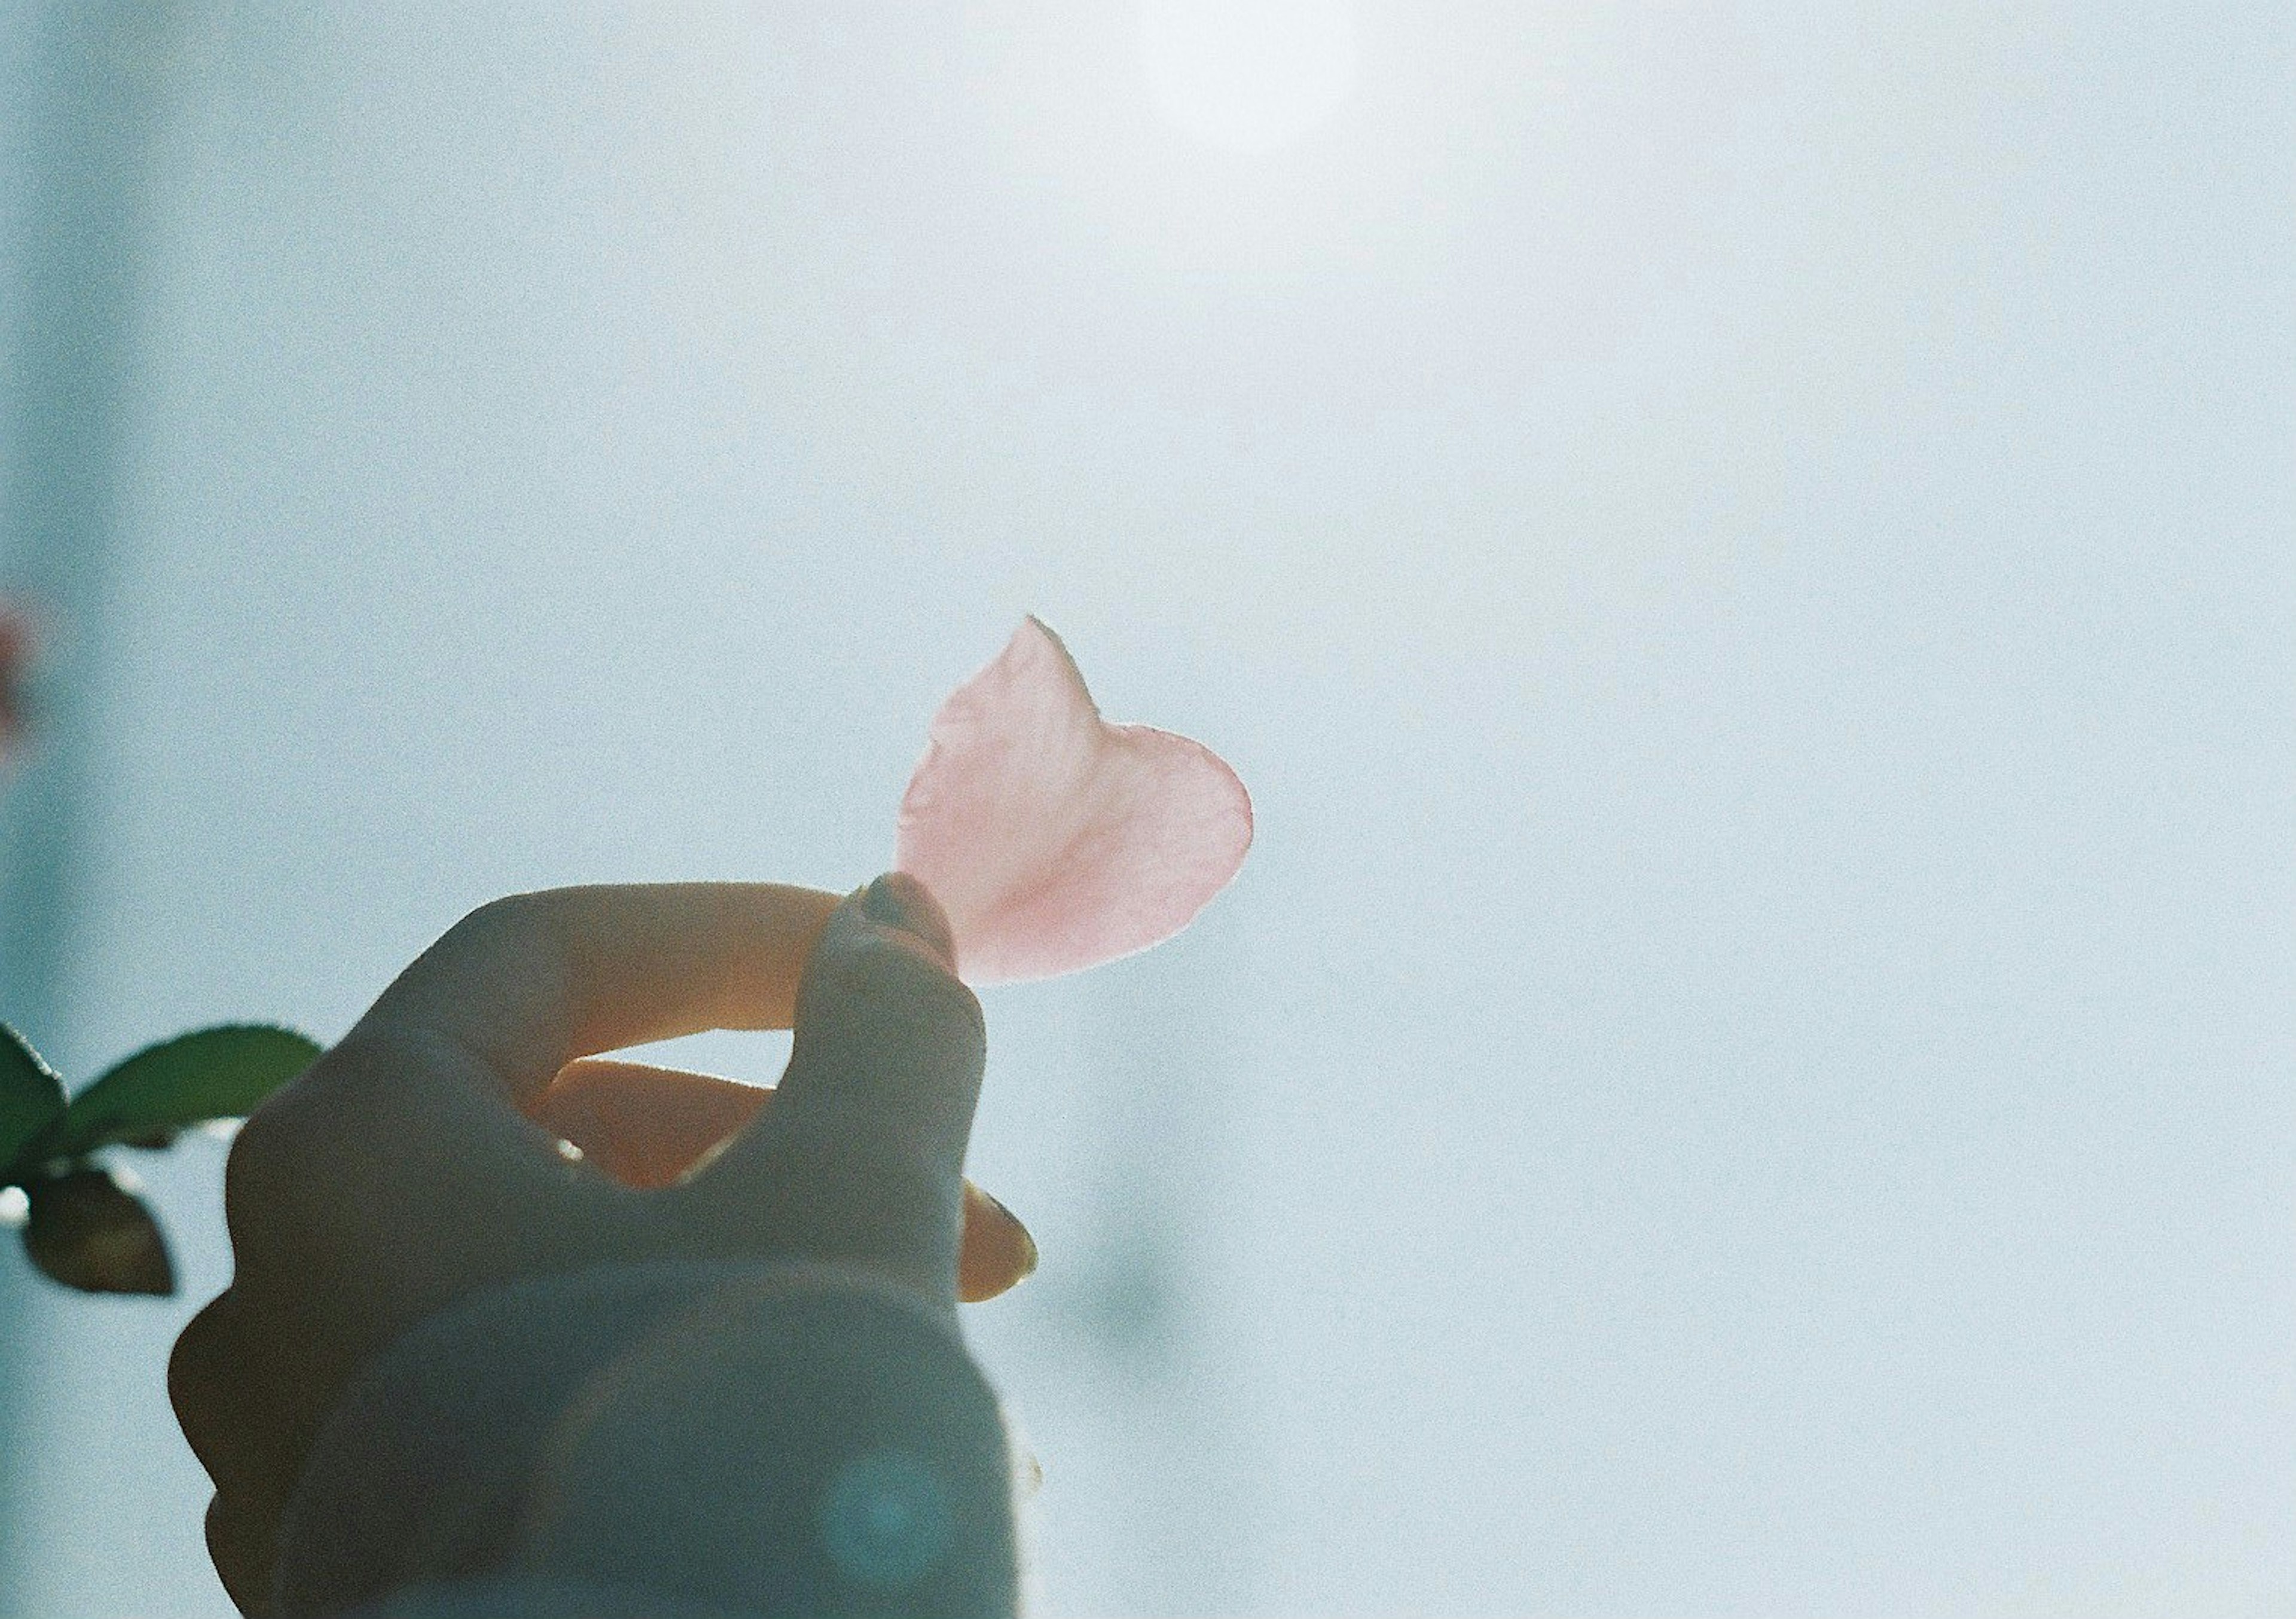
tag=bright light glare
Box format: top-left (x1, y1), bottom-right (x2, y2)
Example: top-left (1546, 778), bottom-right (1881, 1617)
top-left (1140, 0), bottom-right (1360, 155)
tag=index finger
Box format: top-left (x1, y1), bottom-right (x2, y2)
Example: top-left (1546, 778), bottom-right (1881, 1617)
top-left (350, 884), bottom-right (842, 1104)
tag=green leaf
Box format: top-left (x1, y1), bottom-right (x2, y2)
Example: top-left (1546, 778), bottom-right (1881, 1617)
top-left (22, 1166), bottom-right (175, 1295)
top-left (0, 1024), bottom-right (68, 1177)
top-left (48, 1025), bottom-right (322, 1159)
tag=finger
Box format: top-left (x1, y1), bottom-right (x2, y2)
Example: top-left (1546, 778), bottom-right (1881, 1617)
top-left (958, 1181), bottom-right (1039, 1303)
top-left (685, 875), bottom-right (986, 1297)
top-left (224, 887), bottom-right (835, 1267)
top-left (351, 884), bottom-right (841, 1104)
top-left (207, 1492), bottom-right (280, 1618)
top-left (171, 1291), bottom-right (276, 1502)
top-left (535, 1061), bottom-right (769, 1190)
top-left (174, 1294), bottom-right (291, 1614)
top-left (541, 1058), bottom-right (1037, 1299)
top-left (771, 874), bottom-right (981, 1169)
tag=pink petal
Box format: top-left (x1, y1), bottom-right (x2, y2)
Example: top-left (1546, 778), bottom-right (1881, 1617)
top-left (896, 618), bottom-right (1253, 984)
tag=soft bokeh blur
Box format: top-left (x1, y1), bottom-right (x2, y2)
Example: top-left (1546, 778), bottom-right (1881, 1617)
top-left (1, 2), bottom-right (2290, 1615)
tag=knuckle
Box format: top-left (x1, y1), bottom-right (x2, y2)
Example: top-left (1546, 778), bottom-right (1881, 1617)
top-left (451, 889), bottom-right (544, 943)
top-left (220, 1037), bottom-right (394, 1242)
top-left (415, 890), bottom-right (570, 998)
top-left (432, 891), bottom-right (546, 974)
top-left (170, 1295), bottom-right (262, 1484)
top-left (168, 1300), bottom-right (225, 1423)
top-left (221, 1082), bottom-right (317, 1234)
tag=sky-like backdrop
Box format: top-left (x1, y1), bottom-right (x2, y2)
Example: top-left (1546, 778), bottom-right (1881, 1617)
top-left (1, 4), bottom-right (2291, 1614)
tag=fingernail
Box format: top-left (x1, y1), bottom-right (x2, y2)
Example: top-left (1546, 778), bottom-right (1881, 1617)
top-left (979, 1187), bottom-right (1038, 1280)
top-left (862, 872), bottom-right (914, 924)
top-left (862, 872), bottom-right (955, 961)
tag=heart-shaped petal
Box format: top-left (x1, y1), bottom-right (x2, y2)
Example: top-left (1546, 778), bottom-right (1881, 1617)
top-left (896, 618), bottom-right (1251, 984)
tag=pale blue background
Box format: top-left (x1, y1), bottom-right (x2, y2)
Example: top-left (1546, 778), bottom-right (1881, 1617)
top-left (1, 3), bottom-right (2290, 1615)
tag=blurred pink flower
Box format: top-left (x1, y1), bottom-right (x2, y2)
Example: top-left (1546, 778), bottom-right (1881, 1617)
top-left (0, 606), bottom-right (31, 766)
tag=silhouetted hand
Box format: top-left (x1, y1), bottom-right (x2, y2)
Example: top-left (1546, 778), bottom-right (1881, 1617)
top-left (172, 875), bottom-right (1026, 1615)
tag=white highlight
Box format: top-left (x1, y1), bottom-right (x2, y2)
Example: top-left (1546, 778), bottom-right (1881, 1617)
top-left (1140, 0), bottom-right (1360, 154)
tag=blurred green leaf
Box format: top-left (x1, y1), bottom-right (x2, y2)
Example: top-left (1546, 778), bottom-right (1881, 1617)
top-left (48, 1025), bottom-right (322, 1158)
top-left (22, 1166), bottom-right (174, 1294)
top-left (0, 1024), bottom-right (68, 1176)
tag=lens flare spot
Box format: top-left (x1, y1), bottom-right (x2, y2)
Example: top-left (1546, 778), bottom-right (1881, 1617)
top-left (819, 1448), bottom-right (953, 1590)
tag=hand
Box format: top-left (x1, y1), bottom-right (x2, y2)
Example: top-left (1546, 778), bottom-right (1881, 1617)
top-left (172, 875), bottom-right (1027, 1615)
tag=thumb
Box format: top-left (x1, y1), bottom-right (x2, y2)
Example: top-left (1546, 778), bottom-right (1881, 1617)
top-left (680, 874), bottom-right (985, 1302)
